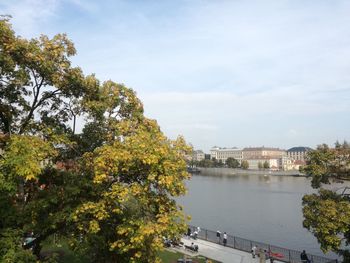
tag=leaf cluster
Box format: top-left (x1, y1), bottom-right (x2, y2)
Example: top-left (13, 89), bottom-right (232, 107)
top-left (302, 141), bottom-right (350, 260)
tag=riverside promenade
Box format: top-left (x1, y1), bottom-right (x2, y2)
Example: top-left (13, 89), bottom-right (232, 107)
top-left (175, 226), bottom-right (337, 263)
top-left (177, 237), bottom-right (280, 263)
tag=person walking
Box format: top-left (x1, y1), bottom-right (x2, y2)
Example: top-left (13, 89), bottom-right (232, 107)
top-left (187, 227), bottom-right (191, 238)
top-left (259, 248), bottom-right (266, 263)
top-left (251, 245), bottom-right (257, 258)
top-left (223, 232), bottom-right (227, 246)
top-left (300, 250), bottom-right (310, 263)
top-left (216, 230), bottom-right (221, 243)
top-left (264, 250), bottom-right (270, 262)
top-left (193, 230), bottom-right (198, 240)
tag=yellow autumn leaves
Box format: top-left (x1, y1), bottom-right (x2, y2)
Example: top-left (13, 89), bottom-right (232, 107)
top-left (1, 135), bottom-right (57, 181)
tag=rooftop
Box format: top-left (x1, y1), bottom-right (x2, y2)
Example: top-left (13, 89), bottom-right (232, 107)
top-left (243, 147), bottom-right (285, 151)
top-left (287, 146), bottom-right (313, 152)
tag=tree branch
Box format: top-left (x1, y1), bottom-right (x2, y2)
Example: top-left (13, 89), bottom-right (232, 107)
top-left (19, 75), bottom-right (44, 134)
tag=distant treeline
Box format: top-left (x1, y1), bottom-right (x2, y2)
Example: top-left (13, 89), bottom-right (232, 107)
top-left (189, 157), bottom-right (250, 169)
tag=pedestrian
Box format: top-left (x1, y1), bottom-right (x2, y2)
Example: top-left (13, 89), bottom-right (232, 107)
top-left (223, 232), bottom-right (227, 246)
top-left (216, 230), bottom-right (221, 243)
top-left (259, 248), bottom-right (266, 263)
top-left (300, 250), bottom-right (310, 263)
top-left (187, 227), bottom-right (191, 238)
top-left (251, 245), bottom-right (257, 258)
top-left (264, 250), bottom-right (270, 262)
top-left (197, 226), bottom-right (201, 233)
top-left (193, 230), bottom-right (198, 240)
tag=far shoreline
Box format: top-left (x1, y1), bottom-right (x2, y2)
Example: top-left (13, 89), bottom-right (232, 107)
top-left (194, 167), bottom-right (306, 177)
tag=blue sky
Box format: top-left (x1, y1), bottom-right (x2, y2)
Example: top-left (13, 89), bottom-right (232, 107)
top-left (2, 0), bottom-right (350, 152)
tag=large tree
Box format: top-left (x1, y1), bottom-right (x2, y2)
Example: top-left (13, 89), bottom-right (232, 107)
top-left (263, 161), bottom-right (270, 169)
top-left (226, 157), bottom-right (239, 168)
top-left (0, 18), bottom-right (190, 262)
top-left (302, 142), bottom-right (350, 261)
top-left (241, 160), bottom-right (249, 170)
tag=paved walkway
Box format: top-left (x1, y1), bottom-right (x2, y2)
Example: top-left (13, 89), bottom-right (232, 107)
top-left (170, 237), bottom-right (282, 263)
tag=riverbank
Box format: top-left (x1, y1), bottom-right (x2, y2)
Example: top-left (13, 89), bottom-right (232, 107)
top-left (196, 167), bottom-right (305, 176)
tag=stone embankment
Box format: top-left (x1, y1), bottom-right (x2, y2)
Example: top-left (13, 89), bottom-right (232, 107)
top-left (197, 167), bottom-right (305, 177)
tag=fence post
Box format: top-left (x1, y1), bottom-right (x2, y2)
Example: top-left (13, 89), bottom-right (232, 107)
top-left (205, 229), bottom-right (207, 240)
top-left (234, 236), bottom-right (236, 249)
top-left (288, 250), bottom-right (291, 263)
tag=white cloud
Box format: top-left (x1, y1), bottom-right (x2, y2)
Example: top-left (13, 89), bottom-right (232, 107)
top-left (1, 0), bottom-right (59, 37)
top-left (139, 87), bottom-right (350, 151)
top-left (2, 0), bottom-right (349, 150)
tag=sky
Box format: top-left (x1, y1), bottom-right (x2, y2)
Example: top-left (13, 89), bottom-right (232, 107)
top-left (1, 0), bottom-right (350, 152)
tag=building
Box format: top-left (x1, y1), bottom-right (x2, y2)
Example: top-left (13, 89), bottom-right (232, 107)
top-left (279, 156), bottom-right (295, 171)
top-left (287, 146), bottom-right (312, 161)
top-left (246, 157), bottom-right (280, 170)
top-left (210, 146), bottom-right (243, 163)
top-left (242, 147), bottom-right (286, 159)
top-left (192, 150), bottom-right (205, 162)
top-left (242, 147), bottom-right (288, 170)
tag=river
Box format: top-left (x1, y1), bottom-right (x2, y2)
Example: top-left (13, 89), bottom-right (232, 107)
top-left (177, 168), bottom-right (347, 258)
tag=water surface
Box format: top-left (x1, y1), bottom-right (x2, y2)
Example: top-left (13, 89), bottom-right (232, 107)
top-left (178, 168), bottom-right (347, 257)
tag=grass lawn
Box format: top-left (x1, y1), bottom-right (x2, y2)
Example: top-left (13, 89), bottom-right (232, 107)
top-left (41, 238), bottom-right (220, 263)
top-left (41, 237), bottom-right (89, 263)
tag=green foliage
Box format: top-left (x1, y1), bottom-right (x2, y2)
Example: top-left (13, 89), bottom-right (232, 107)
top-left (241, 160), bottom-right (249, 170)
top-left (258, 162), bottom-right (263, 169)
top-left (196, 158), bottom-right (225, 168)
top-left (1, 135), bottom-right (56, 182)
top-left (263, 161), bottom-right (270, 169)
top-left (0, 229), bottom-right (37, 263)
top-left (226, 157), bottom-right (239, 168)
top-left (302, 141), bottom-right (350, 260)
top-left (303, 142), bottom-right (350, 188)
top-left (303, 190), bottom-right (350, 253)
top-left (0, 19), bottom-right (191, 263)
top-left (197, 159), bottom-right (214, 167)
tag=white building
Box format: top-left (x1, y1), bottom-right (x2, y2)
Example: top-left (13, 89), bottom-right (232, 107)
top-left (210, 146), bottom-right (243, 163)
top-left (243, 147), bottom-right (286, 159)
top-left (192, 150), bottom-right (205, 162)
top-left (279, 156), bottom-right (295, 171)
top-left (246, 158), bottom-right (280, 170)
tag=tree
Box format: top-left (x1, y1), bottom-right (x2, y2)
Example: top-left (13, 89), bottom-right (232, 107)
top-left (217, 159), bottom-right (224, 167)
top-left (241, 160), bottom-right (249, 170)
top-left (0, 19), bottom-right (190, 262)
top-left (226, 157), bottom-right (239, 168)
top-left (302, 142), bottom-right (350, 261)
top-left (197, 159), bottom-right (213, 167)
top-left (263, 161), bottom-right (270, 169)
top-left (258, 162), bottom-right (263, 170)
top-left (211, 157), bottom-right (222, 167)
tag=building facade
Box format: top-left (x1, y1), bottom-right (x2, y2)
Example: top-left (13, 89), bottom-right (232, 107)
top-left (242, 147), bottom-right (287, 170)
top-left (246, 157), bottom-right (280, 170)
top-left (242, 147), bottom-right (286, 159)
top-left (210, 146), bottom-right (243, 163)
top-left (192, 150), bottom-right (205, 162)
top-left (287, 146), bottom-right (312, 161)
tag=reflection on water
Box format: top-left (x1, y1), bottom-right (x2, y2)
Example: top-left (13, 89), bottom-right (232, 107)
top-left (177, 168), bottom-right (347, 257)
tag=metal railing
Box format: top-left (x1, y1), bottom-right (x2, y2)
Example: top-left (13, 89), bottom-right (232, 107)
top-left (188, 225), bottom-right (338, 263)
